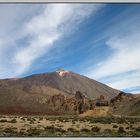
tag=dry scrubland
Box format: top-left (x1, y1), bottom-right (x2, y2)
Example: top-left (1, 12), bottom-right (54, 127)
top-left (0, 115), bottom-right (140, 137)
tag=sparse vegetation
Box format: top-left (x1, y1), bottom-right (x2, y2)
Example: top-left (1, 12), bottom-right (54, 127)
top-left (27, 128), bottom-right (42, 136)
top-left (0, 116), bottom-right (139, 137)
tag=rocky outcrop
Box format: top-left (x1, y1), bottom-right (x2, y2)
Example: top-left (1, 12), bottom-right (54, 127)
top-left (75, 91), bottom-right (96, 114)
top-left (96, 95), bottom-right (109, 106)
top-left (36, 91), bottom-right (96, 115)
top-left (110, 92), bottom-right (132, 104)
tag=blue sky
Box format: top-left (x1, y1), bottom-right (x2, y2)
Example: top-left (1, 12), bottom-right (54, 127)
top-left (0, 4), bottom-right (140, 93)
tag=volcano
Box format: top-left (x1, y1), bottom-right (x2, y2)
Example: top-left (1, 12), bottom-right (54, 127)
top-left (0, 69), bottom-right (120, 115)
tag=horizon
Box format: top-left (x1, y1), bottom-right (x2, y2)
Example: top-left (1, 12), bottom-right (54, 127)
top-left (0, 4), bottom-right (140, 93)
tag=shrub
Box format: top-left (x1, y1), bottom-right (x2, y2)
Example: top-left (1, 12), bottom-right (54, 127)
top-left (118, 127), bottom-right (125, 133)
top-left (80, 128), bottom-right (90, 132)
top-left (44, 126), bottom-right (65, 133)
top-left (21, 117), bottom-right (25, 121)
top-left (45, 126), bottom-right (55, 131)
top-left (27, 128), bottom-right (41, 136)
top-left (135, 127), bottom-right (140, 131)
top-left (18, 131), bottom-right (26, 136)
top-left (67, 128), bottom-right (77, 132)
top-left (113, 125), bottom-right (118, 128)
top-left (103, 129), bottom-right (113, 133)
top-left (55, 127), bottom-right (66, 133)
top-left (91, 126), bottom-right (100, 132)
top-left (0, 119), bottom-right (7, 122)
top-left (29, 120), bottom-right (34, 124)
top-left (20, 128), bottom-right (26, 131)
top-left (117, 118), bottom-right (127, 124)
top-left (4, 128), bottom-right (15, 133)
top-left (39, 117), bottom-right (43, 121)
top-left (126, 127), bottom-right (129, 130)
top-left (10, 119), bottom-right (17, 123)
top-left (72, 120), bottom-right (76, 124)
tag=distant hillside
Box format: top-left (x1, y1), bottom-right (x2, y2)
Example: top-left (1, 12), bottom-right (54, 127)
top-left (110, 92), bottom-right (140, 116)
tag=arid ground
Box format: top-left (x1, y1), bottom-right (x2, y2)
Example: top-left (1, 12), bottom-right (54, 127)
top-left (0, 115), bottom-right (140, 137)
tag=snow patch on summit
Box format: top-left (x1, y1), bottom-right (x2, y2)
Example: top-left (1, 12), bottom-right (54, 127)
top-left (56, 69), bottom-right (70, 77)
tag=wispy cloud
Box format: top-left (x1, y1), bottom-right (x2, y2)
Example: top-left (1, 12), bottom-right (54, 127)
top-left (0, 4), bottom-right (103, 79)
top-left (85, 9), bottom-right (140, 92)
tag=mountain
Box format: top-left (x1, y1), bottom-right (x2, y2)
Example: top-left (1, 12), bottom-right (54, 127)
top-left (0, 69), bottom-right (120, 115)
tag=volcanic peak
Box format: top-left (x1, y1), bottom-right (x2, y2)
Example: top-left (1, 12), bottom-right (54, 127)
top-left (56, 68), bottom-right (70, 76)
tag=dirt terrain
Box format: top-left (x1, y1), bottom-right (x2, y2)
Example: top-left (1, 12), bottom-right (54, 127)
top-left (0, 115), bottom-right (140, 137)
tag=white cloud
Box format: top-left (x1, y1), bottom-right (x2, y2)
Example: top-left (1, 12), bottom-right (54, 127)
top-left (0, 4), bottom-right (103, 78)
top-left (85, 25), bottom-right (140, 93)
top-left (107, 72), bottom-right (140, 90)
top-left (0, 4), bottom-right (43, 78)
top-left (13, 4), bottom-right (103, 76)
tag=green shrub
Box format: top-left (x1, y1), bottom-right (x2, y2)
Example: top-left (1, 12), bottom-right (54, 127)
top-left (113, 125), bottom-right (118, 128)
top-left (80, 128), bottom-right (90, 132)
top-left (10, 119), bottom-right (17, 123)
top-left (44, 126), bottom-right (65, 133)
top-left (45, 126), bottom-right (55, 131)
top-left (55, 127), bottom-right (66, 133)
top-left (126, 127), bottom-right (129, 130)
top-left (72, 120), bottom-right (76, 124)
top-left (91, 126), bottom-right (100, 132)
top-left (4, 128), bottom-right (15, 133)
top-left (0, 119), bottom-right (7, 123)
top-left (29, 120), bottom-right (34, 124)
top-left (20, 128), bottom-right (26, 131)
top-left (27, 128), bottom-right (41, 136)
top-left (18, 131), bottom-right (26, 136)
top-left (21, 117), bottom-right (25, 121)
top-left (118, 127), bottom-right (125, 133)
top-left (67, 128), bottom-right (77, 132)
top-left (39, 117), bottom-right (43, 121)
top-left (103, 129), bottom-right (113, 133)
top-left (117, 118), bottom-right (127, 124)
top-left (135, 127), bottom-right (140, 131)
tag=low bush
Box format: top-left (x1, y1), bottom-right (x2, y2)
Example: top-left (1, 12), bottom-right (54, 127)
top-left (113, 125), bottom-right (118, 128)
top-left (80, 128), bottom-right (90, 133)
top-left (67, 128), bottom-right (77, 132)
top-left (91, 126), bottom-right (100, 132)
top-left (27, 128), bottom-right (42, 136)
top-left (10, 119), bottom-right (17, 123)
top-left (135, 127), bottom-right (140, 131)
top-left (0, 119), bottom-right (7, 123)
top-left (103, 129), bottom-right (113, 133)
top-left (126, 127), bottom-right (129, 130)
top-left (44, 126), bottom-right (65, 133)
top-left (118, 127), bottom-right (125, 133)
top-left (4, 128), bottom-right (15, 133)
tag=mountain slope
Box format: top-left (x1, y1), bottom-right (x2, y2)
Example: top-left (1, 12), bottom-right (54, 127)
top-left (12, 69), bottom-right (120, 99)
top-left (110, 93), bottom-right (140, 116)
top-left (0, 69), bottom-right (120, 115)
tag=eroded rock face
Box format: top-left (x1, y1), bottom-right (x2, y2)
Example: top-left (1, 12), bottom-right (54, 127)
top-left (96, 95), bottom-right (109, 106)
top-left (110, 92), bottom-right (129, 104)
top-left (40, 91), bottom-right (96, 115)
top-left (75, 91), bottom-right (96, 114)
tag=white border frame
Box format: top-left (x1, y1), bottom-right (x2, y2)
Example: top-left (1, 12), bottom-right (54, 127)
top-left (0, 1), bottom-right (140, 140)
